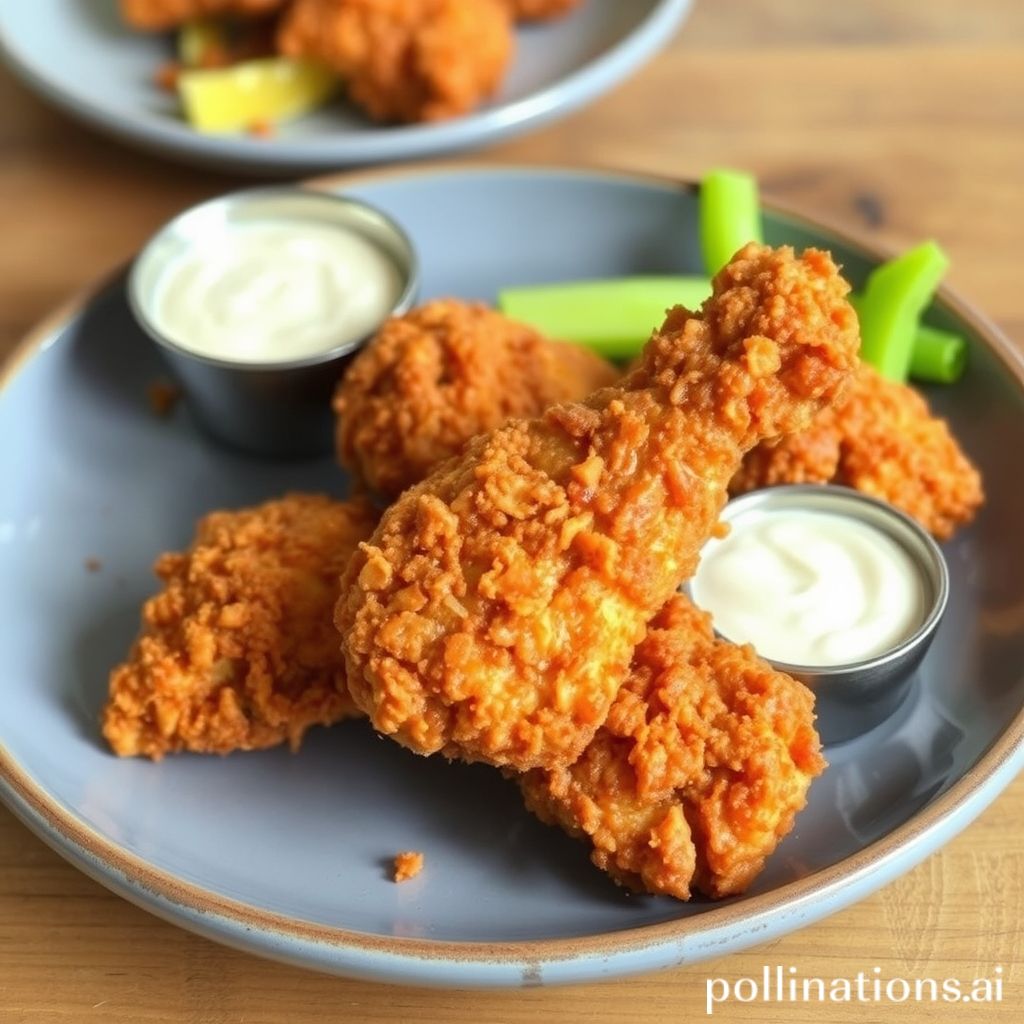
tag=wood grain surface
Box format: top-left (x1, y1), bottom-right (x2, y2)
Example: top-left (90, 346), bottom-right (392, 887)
top-left (1, 1), bottom-right (1022, 1021)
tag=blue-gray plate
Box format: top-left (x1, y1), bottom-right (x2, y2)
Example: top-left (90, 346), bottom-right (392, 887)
top-left (0, 1), bottom-right (692, 173)
top-left (1, 166), bottom-right (1022, 987)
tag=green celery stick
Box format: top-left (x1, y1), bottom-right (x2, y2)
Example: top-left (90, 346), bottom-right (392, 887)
top-left (908, 324), bottom-right (967, 384)
top-left (699, 169), bottom-right (764, 275)
top-left (857, 241), bottom-right (950, 382)
top-left (498, 276), bottom-right (712, 360)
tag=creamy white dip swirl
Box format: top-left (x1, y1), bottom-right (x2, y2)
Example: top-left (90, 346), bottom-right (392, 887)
top-left (152, 220), bottom-right (403, 364)
top-left (691, 508), bottom-right (926, 666)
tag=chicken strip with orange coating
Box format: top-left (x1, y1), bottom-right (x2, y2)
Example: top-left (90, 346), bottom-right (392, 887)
top-left (337, 244), bottom-right (860, 772)
top-left (519, 595), bottom-right (825, 900)
top-left (732, 361), bottom-right (983, 539)
top-left (120, 0), bottom-right (285, 30)
top-left (277, 0), bottom-right (514, 123)
top-left (104, 494), bottom-right (378, 759)
top-left (334, 300), bottom-right (619, 499)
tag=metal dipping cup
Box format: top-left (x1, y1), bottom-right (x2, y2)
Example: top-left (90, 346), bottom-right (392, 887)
top-left (699, 485), bottom-right (950, 746)
top-left (128, 187), bottom-right (418, 459)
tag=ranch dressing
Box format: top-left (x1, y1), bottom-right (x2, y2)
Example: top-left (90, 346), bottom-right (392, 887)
top-left (691, 508), bottom-right (926, 666)
top-left (152, 220), bottom-right (403, 363)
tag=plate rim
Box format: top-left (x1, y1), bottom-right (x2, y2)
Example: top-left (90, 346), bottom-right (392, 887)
top-left (2, 161), bottom-right (1023, 986)
top-left (0, 0), bottom-right (693, 170)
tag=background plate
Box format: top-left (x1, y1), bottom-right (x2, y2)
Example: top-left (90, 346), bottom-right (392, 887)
top-left (1, 166), bottom-right (1022, 987)
top-left (0, 0), bottom-right (692, 173)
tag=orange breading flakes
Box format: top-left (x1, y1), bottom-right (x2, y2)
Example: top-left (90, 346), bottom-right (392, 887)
top-left (733, 361), bottom-right (984, 539)
top-left (103, 494), bottom-right (377, 759)
top-left (333, 300), bottom-right (618, 499)
top-left (277, 0), bottom-right (514, 123)
top-left (519, 595), bottom-right (825, 900)
top-left (337, 245), bottom-right (859, 772)
top-left (393, 851), bottom-right (424, 882)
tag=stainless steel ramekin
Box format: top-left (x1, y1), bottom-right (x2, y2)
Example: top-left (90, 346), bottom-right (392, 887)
top-left (694, 485), bottom-right (950, 745)
top-left (128, 187), bottom-right (418, 458)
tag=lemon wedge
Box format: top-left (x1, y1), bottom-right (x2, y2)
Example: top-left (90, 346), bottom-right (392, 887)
top-left (177, 58), bottom-right (338, 134)
top-left (177, 19), bottom-right (226, 68)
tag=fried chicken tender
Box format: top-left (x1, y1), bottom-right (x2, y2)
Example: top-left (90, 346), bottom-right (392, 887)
top-left (337, 244), bottom-right (860, 771)
top-left (732, 361), bottom-right (984, 539)
top-left (277, 0), bottom-right (514, 123)
top-left (120, 0), bottom-right (285, 30)
top-left (519, 595), bottom-right (825, 900)
top-left (103, 494), bottom-right (378, 759)
top-left (334, 301), bottom-right (619, 499)
top-left (506, 0), bottom-right (583, 21)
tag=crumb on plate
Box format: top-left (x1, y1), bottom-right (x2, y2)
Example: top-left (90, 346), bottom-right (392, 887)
top-left (393, 851), bottom-right (424, 883)
top-left (147, 380), bottom-right (182, 418)
top-left (84, 557), bottom-right (103, 573)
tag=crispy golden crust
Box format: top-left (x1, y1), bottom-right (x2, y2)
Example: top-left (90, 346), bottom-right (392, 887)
top-left (506, 0), bottom-right (583, 20)
top-left (337, 245), bottom-right (859, 771)
top-left (732, 362), bottom-right (984, 539)
top-left (277, 0), bottom-right (513, 123)
top-left (103, 494), bottom-right (378, 759)
top-left (518, 595), bottom-right (825, 900)
top-left (730, 416), bottom-right (841, 491)
top-left (333, 301), bottom-right (619, 499)
top-left (120, 0), bottom-right (284, 30)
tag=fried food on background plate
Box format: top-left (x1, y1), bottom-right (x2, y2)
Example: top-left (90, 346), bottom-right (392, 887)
top-left (277, 0), bottom-right (514, 123)
top-left (337, 244), bottom-right (860, 772)
top-left (333, 300), bottom-right (619, 499)
top-left (506, 0), bottom-right (583, 21)
top-left (103, 493), bottom-right (378, 759)
top-left (519, 595), bottom-right (825, 899)
top-left (732, 361), bottom-right (984, 539)
top-left (120, 0), bottom-right (286, 30)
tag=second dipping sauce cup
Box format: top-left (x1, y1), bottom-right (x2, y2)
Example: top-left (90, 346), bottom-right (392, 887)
top-left (129, 187), bottom-right (418, 458)
top-left (692, 485), bottom-right (950, 745)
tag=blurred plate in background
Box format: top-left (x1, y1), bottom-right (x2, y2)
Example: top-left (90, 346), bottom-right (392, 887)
top-left (0, 0), bottom-right (692, 173)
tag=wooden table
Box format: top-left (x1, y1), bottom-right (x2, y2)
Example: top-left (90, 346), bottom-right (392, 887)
top-left (2, 2), bottom-right (1022, 1020)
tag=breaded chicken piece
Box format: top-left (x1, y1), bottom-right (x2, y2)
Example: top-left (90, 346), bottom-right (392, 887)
top-left (337, 245), bottom-right (860, 771)
top-left (334, 301), bottom-right (619, 499)
top-left (277, 0), bottom-right (513, 123)
top-left (732, 361), bottom-right (984, 539)
top-left (506, 0), bottom-right (583, 21)
top-left (120, 0), bottom-right (285, 30)
top-left (518, 595), bottom-right (825, 900)
top-left (103, 494), bottom-right (378, 759)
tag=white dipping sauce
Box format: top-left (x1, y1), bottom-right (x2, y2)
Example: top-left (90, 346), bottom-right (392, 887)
top-left (152, 220), bottom-right (403, 363)
top-left (691, 508), bottom-right (925, 666)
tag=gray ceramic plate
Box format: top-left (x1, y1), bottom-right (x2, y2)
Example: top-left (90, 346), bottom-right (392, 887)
top-left (1, 166), bottom-right (1023, 988)
top-left (0, 0), bottom-right (691, 173)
